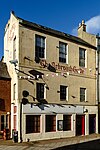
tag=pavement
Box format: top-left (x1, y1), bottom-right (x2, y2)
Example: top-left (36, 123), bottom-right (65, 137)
top-left (0, 134), bottom-right (100, 150)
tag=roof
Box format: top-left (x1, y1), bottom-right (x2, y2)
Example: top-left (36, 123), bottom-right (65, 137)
top-left (0, 62), bottom-right (11, 79)
top-left (13, 14), bottom-right (97, 50)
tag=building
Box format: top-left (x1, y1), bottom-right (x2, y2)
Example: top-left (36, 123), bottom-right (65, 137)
top-left (4, 12), bottom-right (98, 142)
top-left (78, 21), bottom-right (100, 133)
top-left (0, 61), bottom-right (11, 138)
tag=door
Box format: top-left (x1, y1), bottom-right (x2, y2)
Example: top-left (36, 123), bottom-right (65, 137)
top-left (76, 115), bottom-right (85, 136)
top-left (89, 114), bottom-right (96, 134)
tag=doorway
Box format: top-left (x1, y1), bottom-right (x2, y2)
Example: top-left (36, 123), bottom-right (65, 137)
top-left (89, 114), bottom-right (96, 134)
top-left (76, 115), bottom-right (85, 136)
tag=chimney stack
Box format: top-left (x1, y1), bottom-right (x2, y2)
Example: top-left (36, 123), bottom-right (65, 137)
top-left (78, 20), bottom-right (86, 32)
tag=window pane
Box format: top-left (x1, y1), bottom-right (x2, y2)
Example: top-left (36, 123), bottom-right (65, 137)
top-left (1, 115), bottom-right (4, 131)
top-left (36, 83), bottom-right (44, 100)
top-left (80, 88), bottom-right (86, 102)
top-left (26, 115), bottom-right (40, 134)
top-left (63, 115), bottom-right (71, 131)
top-left (60, 85), bottom-right (67, 100)
top-left (59, 42), bottom-right (67, 63)
top-left (79, 48), bottom-right (85, 67)
top-left (46, 115), bottom-right (56, 132)
top-left (35, 35), bottom-right (45, 59)
top-left (0, 99), bottom-right (5, 110)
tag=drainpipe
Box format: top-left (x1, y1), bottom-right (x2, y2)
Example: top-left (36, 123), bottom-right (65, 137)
top-left (20, 102), bottom-right (22, 142)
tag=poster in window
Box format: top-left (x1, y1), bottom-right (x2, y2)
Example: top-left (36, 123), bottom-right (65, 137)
top-left (57, 120), bottom-right (63, 131)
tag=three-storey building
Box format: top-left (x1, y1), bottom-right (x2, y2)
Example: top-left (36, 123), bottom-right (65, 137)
top-left (4, 12), bottom-right (98, 142)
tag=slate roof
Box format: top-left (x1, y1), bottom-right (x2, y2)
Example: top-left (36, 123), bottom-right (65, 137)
top-left (0, 62), bottom-right (10, 79)
top-left (13, 14), bottom-right (97, 50)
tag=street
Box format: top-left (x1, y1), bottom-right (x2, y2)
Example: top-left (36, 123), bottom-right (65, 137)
top-left (0, 139), bottom-right (100, 150)
top-left (54, 139), bottom-right (100, 150)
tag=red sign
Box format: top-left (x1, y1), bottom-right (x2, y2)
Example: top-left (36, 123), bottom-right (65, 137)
top-left (40, 59), bottom-right (84, 74)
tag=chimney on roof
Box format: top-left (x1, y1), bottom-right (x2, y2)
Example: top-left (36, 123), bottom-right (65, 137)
top-left (11, 10), bottom-right (15, 15)
top-left (78, 20), bottom-right (86, 32)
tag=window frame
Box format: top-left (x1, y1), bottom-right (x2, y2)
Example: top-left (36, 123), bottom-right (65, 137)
top-left (60, 85), bottom-right (68, 101)
top-left (35, 35), bottom-right (45, 60)
top-left (59, 42), bottom-right (67, 63)
top-left (80, 87), bottom-right (86, 102)
top-left (63, 115), bottom-right (71, 131)
top-left (36, 83), bottom-right (46, 100)
top-left (0, 115), bottom-right (7, 131)
top-left (26, 115), bottom-right (40, 134)
top-left (45, 115), bottom-right (56, 132)
top-left (0, 99), bottom-right (5, 111)
top-left (79, 47), bottom-right (86, 67)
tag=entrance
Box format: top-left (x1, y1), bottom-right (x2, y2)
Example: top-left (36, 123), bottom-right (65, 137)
top-left (0, 115), bottom-right (8, 139)
top-left (76, 115), bottom-right (85, 136)
top-left (89, 114), bottom-right (96, 134)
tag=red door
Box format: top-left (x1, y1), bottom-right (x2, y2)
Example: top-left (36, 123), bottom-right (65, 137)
top-left (82, 115), bottom-right (85, 135)
top-left (76, 115), bottom-right (85, 136)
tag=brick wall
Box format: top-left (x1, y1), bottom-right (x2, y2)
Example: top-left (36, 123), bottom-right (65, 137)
top-left (0, 78), bottom-right (11, 114)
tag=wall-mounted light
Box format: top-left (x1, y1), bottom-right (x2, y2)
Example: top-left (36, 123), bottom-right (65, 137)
top-left (83, 108), bottom-right (88, 113)
top-left (7, 112), bottom-right (11, 115)
top-left (9, 59), bottom-right (18, 67)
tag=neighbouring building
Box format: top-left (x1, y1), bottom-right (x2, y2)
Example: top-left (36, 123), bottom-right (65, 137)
top-left (78, 21), bottom-right (100, 133)
top-left (0, 61), bottom-right (11, 138)
top-left (4, 11), bottom-right (98, 142)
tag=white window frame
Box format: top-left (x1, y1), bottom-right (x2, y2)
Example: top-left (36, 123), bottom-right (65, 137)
top-left (35, 34), bottom-right (46, 59)
top-left (59, 42), bottom-right (68, 64)
top-left (66, 86), bottom-right (68, 101)
top-left (80, 87), bottom-right (87, 102)
top-left (66, 44), bottom-right (68, 64)
top-left (60, 85), bottom-right (68, 101)
top-left (36, 83), bottom-right (46, 100)
top-left (79, 47), bottom-right (87, 68)
top-left (44, 84), bottom-right (46, 99)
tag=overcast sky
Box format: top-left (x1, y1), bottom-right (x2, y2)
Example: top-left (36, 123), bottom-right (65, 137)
top-left (1, 0), bottom-right (100, 59)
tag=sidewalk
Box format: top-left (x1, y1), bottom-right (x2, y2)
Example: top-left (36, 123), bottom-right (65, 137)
top-left (0, 134), bottom-right (100, 149)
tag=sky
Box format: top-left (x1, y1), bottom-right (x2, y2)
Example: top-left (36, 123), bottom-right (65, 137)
top-left (1, 0), bottom-right (100, 59)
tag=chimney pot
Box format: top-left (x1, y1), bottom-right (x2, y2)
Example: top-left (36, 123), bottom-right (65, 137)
top-left (82, 20), bottom-right (85, 25)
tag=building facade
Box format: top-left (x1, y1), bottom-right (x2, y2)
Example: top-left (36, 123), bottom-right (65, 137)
top-left (4, 12), bottom-right (98, 142)
top-left (0, 61), bottom-right (11, 138)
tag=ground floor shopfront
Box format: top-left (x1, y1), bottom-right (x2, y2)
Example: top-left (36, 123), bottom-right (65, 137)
top-left (0, 113), bottom-right (11, 139)
top-left (12, 104), bottom-right (98, 142)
